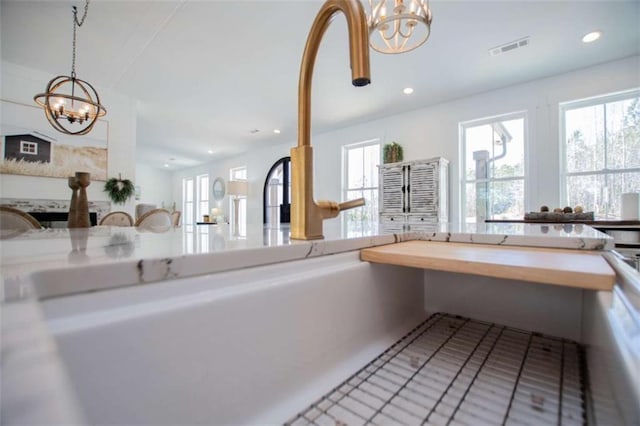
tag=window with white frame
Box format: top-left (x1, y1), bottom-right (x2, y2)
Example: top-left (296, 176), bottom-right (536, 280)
top-left (229, 166), bottom-right (247, 236)
top-left (196, 174), bottom-right (209, 222)
top-left (182, 177), bottom-right (194, 226)
top-left (460, 112), bottom-right (527, 223)
top-left (561, 89), bottom-right (640, 219)
top-left (20, 141), bottom-right (37, 155)
top-left (342, 140), bottom-right (380, 235)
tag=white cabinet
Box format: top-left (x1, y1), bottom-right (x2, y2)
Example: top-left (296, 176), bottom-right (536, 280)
top-left (379, 157), bottom-right (448, 227)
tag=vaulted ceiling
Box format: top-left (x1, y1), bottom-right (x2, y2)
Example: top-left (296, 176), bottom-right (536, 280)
top-left (2, 0), bottom-right (639, 170)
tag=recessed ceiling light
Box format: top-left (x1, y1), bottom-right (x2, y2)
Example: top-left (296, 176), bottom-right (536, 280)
top-left (163, 164), bottom-right (169, 168)
top-left (403, 87), bottom-right (414, 95)
top-left (207, 149), bottom-right (214, 154)
top-left (582, 31), bottom-right (602, 43)
top-left (273, 129), bottom-right (281, 134)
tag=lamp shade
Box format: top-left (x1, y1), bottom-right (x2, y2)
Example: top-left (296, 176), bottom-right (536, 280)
top-left (227, 180), bottom-right (248, 196)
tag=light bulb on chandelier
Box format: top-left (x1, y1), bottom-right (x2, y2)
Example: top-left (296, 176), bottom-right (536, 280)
top-left (34, 0), bottom-right (106, 136)
top-left (367, 0), bottom-right (432, 54)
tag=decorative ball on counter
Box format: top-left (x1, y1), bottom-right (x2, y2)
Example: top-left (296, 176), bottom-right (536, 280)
top-left (540, 205), bottom-right (549, 212)
top-left (553, 208), bottom-right (563, 213)
top-left (563, 206), bottom-right (573, 213)
top-left (574, 205), bottom-right (584, 214)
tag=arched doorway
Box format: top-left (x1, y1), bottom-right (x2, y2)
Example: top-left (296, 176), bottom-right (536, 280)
top-left (263, 156), bottom-right (291, 224)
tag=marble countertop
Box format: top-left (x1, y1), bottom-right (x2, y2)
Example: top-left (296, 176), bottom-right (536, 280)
top-left (0, 219), bottom-right (622, 425)
top-left (0, 220), bottom-right (613, 302)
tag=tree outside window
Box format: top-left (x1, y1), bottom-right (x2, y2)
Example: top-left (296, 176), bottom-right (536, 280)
top-left (561, 90), bottom-right (640, 219)
top-left (460, 113), bottom-right (527, 223)
top-left (342, 140), bottom-right (380, 236)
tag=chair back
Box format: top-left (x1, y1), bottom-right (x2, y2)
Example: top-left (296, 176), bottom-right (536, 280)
top-left (99, 211), bottom-right (134, 227)
top-left (1, 206), bottom-right (41, 238)
top-left (171, 211), bottom-right (181, 227)
top-left (135, 203), bottom-right (157, 221)
top-left (0, 206), bottom-right (41, 230)
top-left (134, 208), bottom-right (172, 232)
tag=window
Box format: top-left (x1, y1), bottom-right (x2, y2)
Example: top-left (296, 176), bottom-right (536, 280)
top-left (182, 177), bottom-right (194, 226)
top-left (229, 166), bottom-right (247, 236)
top-left (342, 140), bottom-right (380, 235)
top-left (561, 90), bottom-right (640, 219)
top-left (196, 174), bottom-right (209, 222)
top-left (20, 141), bottom-right (37, 155)
top-left (460, 112), bottom-right (527, 223)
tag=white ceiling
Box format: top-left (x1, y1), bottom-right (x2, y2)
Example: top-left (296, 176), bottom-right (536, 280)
top-left (2, 0), bottom-right (639, 170)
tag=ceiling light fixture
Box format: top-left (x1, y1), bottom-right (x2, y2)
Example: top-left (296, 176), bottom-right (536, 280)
top-left (33, 0), bottom-right (106, 136)
top-left (207, 149), bottom-right (214, 154)
top-left (367, 0), bottom-right (432, 54)
top-left (582, 31), bottom-right (602, 43)
top-left (403, 87), bottom-right (414, 95)
top-left (273, 129), bottom-right (281, 134)
top-left (163, 164), bottom-right (169, 168)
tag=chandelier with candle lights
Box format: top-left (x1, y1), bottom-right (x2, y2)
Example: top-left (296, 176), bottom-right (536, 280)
top-left (34, 0), bottom-right (106, 136)
top-left (367, 0), bottom-right (432, 54)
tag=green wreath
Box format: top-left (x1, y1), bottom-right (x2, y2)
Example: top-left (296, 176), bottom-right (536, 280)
top-left (104, 176), bottom-right (135, 204)
top-left (383, 142), bottom-right (403, 164)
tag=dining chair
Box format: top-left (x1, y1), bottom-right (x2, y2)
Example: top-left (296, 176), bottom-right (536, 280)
top-left (99, 211), bottom-right (134, 227)
top-left (135, 203), bottom-right (157, 222)
top-left (134, 208), bottom-right (172, 232)
top-left (0, 206), bottom-right (42, 239)
top-left (171, 211), bottom-right (181, 227)
top-left (0, 206), bottom-right (42, 229)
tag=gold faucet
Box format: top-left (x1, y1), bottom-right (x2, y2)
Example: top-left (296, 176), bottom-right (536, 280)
top-left (291, 0), bottom-right (371, 240)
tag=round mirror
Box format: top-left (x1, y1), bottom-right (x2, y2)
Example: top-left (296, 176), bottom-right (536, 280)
top-left (212, 177), bottom-right (226, 201)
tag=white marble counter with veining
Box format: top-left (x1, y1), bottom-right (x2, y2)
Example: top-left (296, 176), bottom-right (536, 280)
top-left (0, 219), bottom-right (618, 425)
top-left (0, 220), bottom-right (613, 302)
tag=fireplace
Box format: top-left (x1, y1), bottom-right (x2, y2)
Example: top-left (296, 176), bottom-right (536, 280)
top-left (1, 198), bottom-right (110, 228)
top-left (29, 211), bottom-right (98, 228)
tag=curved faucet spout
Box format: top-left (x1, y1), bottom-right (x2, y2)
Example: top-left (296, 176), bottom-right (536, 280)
top-left (298, 0), bottom-right (371, 149)
top-left (291, 0), bottom-right (371, 240)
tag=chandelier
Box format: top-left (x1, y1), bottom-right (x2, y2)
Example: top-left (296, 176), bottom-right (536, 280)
top-left (367, 0), bottom-right (433, 54)
top-left (34, 0), bottom-right (106, 136)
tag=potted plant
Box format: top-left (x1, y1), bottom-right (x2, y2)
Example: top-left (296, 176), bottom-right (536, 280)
top-left (383, 142), bottom-right (404, 164)
top-left (104, 174), bottom-right (135, 205)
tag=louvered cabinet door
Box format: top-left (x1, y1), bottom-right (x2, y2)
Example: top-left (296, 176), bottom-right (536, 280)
top-left (379, 165), bottom-right (405, 213)
top-left (408, 162), bottom-right (438, 214)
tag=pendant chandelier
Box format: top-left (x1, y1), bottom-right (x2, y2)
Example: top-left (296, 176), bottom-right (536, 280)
top-left (367, 0), bottom-right (432, 54)
top-left (34, 0), bottom-right (106, 136)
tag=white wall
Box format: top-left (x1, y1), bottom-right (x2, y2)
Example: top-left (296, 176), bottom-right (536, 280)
top-left (171, 145), bottom-right (291, 225)
top-left (1, 62), bottom-right (138, 215)
top-left (174, 55), bottom-right (639, 225)
top-left (135, 163), bottom-right (174, 209)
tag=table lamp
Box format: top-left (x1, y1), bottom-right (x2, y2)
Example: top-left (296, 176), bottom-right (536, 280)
top-left (227, 180), bottom-right (248, 234)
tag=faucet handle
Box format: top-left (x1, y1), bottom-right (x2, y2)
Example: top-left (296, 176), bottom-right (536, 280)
top-left (338, 198), bottom-right (365, 211)
top-left (315, 198), bottom-right (365, 220)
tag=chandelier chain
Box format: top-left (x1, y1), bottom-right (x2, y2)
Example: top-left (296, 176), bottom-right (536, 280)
top-left (71, 0), bottom-right (90, 78)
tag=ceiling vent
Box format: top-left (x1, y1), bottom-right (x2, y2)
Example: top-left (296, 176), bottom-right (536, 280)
top-left (489, 37), bottom-right (530, 56)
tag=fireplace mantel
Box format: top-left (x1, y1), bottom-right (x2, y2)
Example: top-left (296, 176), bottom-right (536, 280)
top-left (1, 198), bottom-right (110, 227)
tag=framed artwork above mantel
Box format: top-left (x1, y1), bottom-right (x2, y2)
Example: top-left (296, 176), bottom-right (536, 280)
top-left (0, 99), bottom-right (109, 181)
